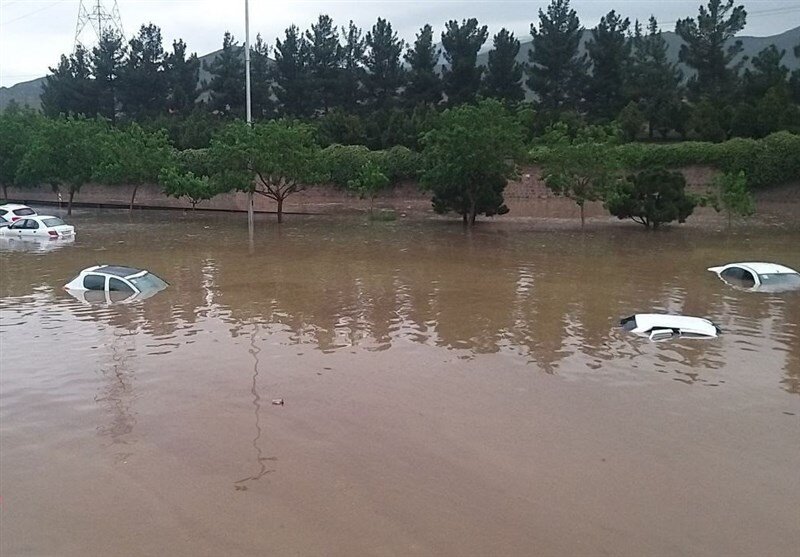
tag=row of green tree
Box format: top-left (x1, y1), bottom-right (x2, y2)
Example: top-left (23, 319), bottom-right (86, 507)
top-left (3, 100), bottom-right (788, 228)
top-left (37, 0), bottom-right (800, 147)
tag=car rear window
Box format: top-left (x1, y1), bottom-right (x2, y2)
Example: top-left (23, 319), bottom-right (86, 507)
top-left (42, 218), bottom-right (65, 227)
top-left (129, 273), bottom-right (168, 291)
top-left (15, 208), bottom-right (35, 216)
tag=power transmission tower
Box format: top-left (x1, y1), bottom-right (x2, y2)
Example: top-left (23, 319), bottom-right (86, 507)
top-left (74, 0), bottom-right (124, 52)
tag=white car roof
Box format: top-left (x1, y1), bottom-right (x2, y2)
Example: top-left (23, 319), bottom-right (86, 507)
top-left (626, 314), bottom-right (719, 337)
top-left (0, 204), bottom-right (33, 211)
top-left (708, 262), bottom-right (798, 275)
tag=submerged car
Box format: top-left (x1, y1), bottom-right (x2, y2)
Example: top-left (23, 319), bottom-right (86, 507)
top-left (620, 314), bottom-right (721, 342)
top-left (0, 203), bottom-right (37, 222)
top-left (0, 215), bottom-right (75, 238)
top-left (707, 262), bottom-right (800, 292)
top-left (64, 265), bottom-right (168, 301)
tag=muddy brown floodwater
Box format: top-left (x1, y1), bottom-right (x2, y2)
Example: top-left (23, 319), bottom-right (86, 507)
top-left (1, 208), bottom-right (799, 557)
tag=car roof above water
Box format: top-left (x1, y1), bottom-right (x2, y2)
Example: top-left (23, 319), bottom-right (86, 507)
top-left (90, 265), bottom-right (145, 278)
top-left (725, 262), bottom-right (798, 275)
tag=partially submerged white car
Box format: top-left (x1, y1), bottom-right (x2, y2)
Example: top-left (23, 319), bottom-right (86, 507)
top-left (620, 314), bottom-right (721, 342)
top-left (708, 262), bottom-right (800, 292)
top-left (0, 215), bottom-right (74, 238)
top-left (0, 203), bottom-right (37, 222)
top-left (64, 265), bottom-right (168, 302)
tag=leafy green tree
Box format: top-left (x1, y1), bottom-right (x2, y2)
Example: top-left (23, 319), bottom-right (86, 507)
top-left (250, 34), bottom-right (273, 119)
top-left (93, 123), bottom-right (172, 212)
top-left (420, 100), bottom-right (523, 225)
top-left (119, 24), bottom-right (168, 119)
top-left (627, 18), bottom-right (684, 138)
top-left (204, 32), bottom-right (245, 117)
top-left (616, 101), bottom-right (646, 142)
top-left (605, 168), bottom-right (696, 229)
top-left (404, 24), bottom-right (442, 107)
top-left (165, 39), bottom-right (200, 113)
top-left (209, 121), bottom-right (324, 222)
top-left (710, 170), bottom-right (755, 226)
top-left (755, 83), bottom-right (796, 137)
top-left (319, 144), bottom-right (371, 188)
top-left (482, 29), bottom-right (525, 103)
top-left (316, 108), bottom-right (367, 146)
top-left (17, 117), bottom-right (106, 215)
top-left (365, 18), bottom-right (406, 108)
top-left (0, 107), bottom-right (43, 200)
top-left (539, 139), bottom-right (621, 227)
top-left (306, 15), bottom-right (342, 113)
top-left (339, 21), bottom-right (367, 111)
top-left (41, 45), bottom-right (98, 118)
top-left (348, 159), bottom-right (389, 215)
top-left (585, 10), bottom-right (631, 120)
top-left (160, 166), bottom-right (218, 209)
top-left (441, 18), bottom-right (488, 106)
top-left (92, 30), bottom-right (127, 123)
top-left (273, 25), bottom-right (312, 117)
top-left (527, 0), bottom-right (588, 112)
top-left (676, 0), bottom-right (747, 101)
top-left (743, 45), bottom-right (789, 99)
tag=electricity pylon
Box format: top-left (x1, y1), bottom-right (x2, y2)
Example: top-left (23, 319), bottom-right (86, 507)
top-left (74, 0), bottom-right (124, 52)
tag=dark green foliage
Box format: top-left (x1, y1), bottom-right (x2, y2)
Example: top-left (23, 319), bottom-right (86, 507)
top-left (482, 29), bottom-right (525, 103)
top-left (441, 19), bottom-right (488, 106)
top-left (365, 18), bottom-right (406, 108)
top-left (320, 144), bottom-right (371, 188)
top-left (605, 168), bottom-right (696, 228)
top-left (347, 159), bottom-right (389, 213)
top-left (709, 170), bottom-right (755, 225)
top-left (250, 34), bottom-right (274, 119)
top-left (41, 45), bottom-right (98, 118)
top-left (527, 0), bottom-right (588, 112)
top-left (627, 18), bottom-right (684, 138)
top-left (339, 21), bottom-right (367, 111)
top-left (690, 99), bottom-right (729, 141)
top-left (616, 101), bottom-right (646, 142)
top-left (372, 145), bottom-right (423, 184)
top-left (92, 30), bottom-right (127, 123)
top-left (165, 39), bottom-right (200, 113)
top-left (421, 100), bottom-right (523, 225)
top-left (273, 25), bottom-right (312, 117)
top-left (585, 10), bottom-right (631, 120)
top-left (0, 106), bottom-right (43, 199)
top-left (676, 0), bottom-right (747, 101)
top-left (316, 108), bottom-right (367, 146)
top-left (204, 32), bottom-right (245, 117)
top-left (404, 25), bottom-right (442, 107)
top-left (791, 42), bottom-right (800, 104)
top-left (119, 24), bottom-right (168, 120)
top-left (160, 165), bottom-right (218, 209)
top-left (306, 15), bottom-right (342, 112)
top-left (743, 45), bottom-right (789, 99)
top-left (141, 108), bottom-right (225, 150)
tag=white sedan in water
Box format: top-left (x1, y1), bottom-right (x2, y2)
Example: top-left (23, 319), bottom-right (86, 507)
top-left (64, 265), bottom-right (168, 304)
top-left (620, 314), bottom-right (721, 342)
top-left (0, 203), bottom-right (37, 222)
top-left (708, 262), bottom-right (800, 292)
top-left (0, 215), bottom-right (75, 238)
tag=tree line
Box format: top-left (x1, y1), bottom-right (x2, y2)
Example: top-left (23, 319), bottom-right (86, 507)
top-left (34, 0), bottom-right (800, 148)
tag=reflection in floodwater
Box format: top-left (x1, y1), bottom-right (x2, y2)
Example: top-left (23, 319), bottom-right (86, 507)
top-left (0, 235), bottom-right (75, 253)
top-left (95, 329), bottom-right (137, 457)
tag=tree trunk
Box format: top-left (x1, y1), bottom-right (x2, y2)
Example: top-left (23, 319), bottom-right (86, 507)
top-left (247, 189), bottom-right (254, 237)
top-left (579, 204), bottom-right (585, 228)
top-left (277, 197), bottom-right (284, 223)
top-left (129, 184), bottom-right (139, 213)
top-left (67, 188), bottom-right (75, 216)
top-left (2, 183), bottom-right (7, 201)
top-left (462, 212), bottom-right (468, 224)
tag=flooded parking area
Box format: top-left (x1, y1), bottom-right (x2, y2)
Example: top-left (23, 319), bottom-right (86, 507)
top-left (1, 209), bottom-right (799, 556)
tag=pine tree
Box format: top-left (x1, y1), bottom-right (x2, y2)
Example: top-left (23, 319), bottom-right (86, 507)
top-left (404, 24), bottom-right (442, 107)
top-left (627, 17), bottom-right (684, 138)
top-left (585, 10), bottom-right (631, 120)
top-left (41, 45), bottom-right (98, 117)
top-left (742, 45), bottom-right (789, 100)
top-left (250, 34), bottom-right (273, 119)
top-left (339, 21), bottom-right (366, 111)
top-left (675, 0), bottom-right (747, 101)
top-left (204, 32), bottom-right (245, 117)
top-left (441, 18), bottom-right (488, 106)
top-left (273, 25), bottom-right (312, 117)
top-left (526, 0), bottom-right (588, 112)
top-left (365, 18), bottom-right (405, 108)
top-left (92, 30), bottom-right (127, 124)
top-left (482, 29), bottom-right (525, 103)
top-left (306, 14), bottom-right (342, 113)
top-left (791, 42), bottom-right (800, 104)
top-left (119, 24), bottom-right (168, 119)
top-left (164, 39), bottom-right (200, 113)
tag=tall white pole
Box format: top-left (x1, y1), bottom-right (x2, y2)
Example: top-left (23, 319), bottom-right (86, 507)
top-left (244, 0), bottom-right (254, 240)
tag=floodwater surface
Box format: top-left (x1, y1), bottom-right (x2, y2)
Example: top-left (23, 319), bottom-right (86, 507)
top-left (1, 209), bottom-right (799, 557)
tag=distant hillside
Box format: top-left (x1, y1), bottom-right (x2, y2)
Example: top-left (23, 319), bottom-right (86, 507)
top-left (2, 25), bottom-right (798, 111)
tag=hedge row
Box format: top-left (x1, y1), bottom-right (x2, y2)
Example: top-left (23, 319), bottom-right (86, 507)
top-left (613, 131), bottom-right (800, 189)
top-left (320, 144), bottom-right (422, 189)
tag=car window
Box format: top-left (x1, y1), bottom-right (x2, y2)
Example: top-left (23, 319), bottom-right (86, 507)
top-left (9, 219), bottom-right (27, 229)
top-left (83, 274), bottom-right (106, 291)
top-left (108, 278), bottom-right (134, 293)
top-left (42, 217), bottom-right (65, 227)
top-left (721, 267), bottom-right (755, 287)
top-left (129, 273), bottom-right (168, 291)
top-left (0, 209), bottom-right (7, 216)
top-left (15, 208), bottom-right (35, 216)
top-left (26, 220), bottom-right (40, 230)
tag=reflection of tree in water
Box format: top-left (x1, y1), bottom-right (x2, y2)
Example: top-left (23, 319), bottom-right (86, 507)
top-left (95, 328), bottom-right (137, 453)
top-left (233, 324), bottom-right (274, 490)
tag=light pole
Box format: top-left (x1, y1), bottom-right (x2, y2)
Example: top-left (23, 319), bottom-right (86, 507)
top-left (244, 0), bottom-right (254, 240)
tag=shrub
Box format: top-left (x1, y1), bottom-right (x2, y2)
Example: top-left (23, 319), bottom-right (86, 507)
top-left (605, 168), bottom-right (697, 229)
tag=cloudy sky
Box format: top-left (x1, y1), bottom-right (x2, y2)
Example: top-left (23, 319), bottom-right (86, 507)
top-left (1, 0), bottom-right (798, 87)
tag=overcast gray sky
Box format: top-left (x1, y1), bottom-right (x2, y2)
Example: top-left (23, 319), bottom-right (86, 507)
top-left (1, 0), bottom-right (799, 87)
